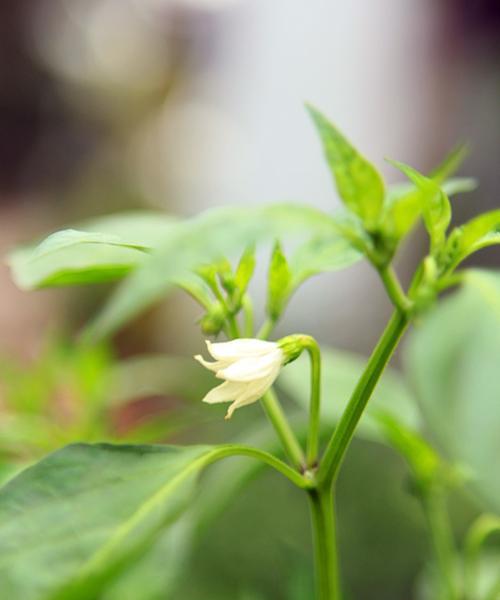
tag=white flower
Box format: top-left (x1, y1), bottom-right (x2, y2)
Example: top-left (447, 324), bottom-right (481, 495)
top-left (195, 338), bottom-right (284, 419)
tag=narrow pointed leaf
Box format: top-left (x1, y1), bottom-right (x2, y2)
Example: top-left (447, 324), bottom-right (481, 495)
top-left (428, 144), bottom-right (468, 183)
top-left (383, 146), bottom-right (472, 242)
top-left (388, 160), bottom-right (451, 252)
top-left (267, 242), bottom-right (292, 321)
top-left (234, 245), bottom-right (256, 294)
top-left (307, 105), bottom-right (384, 229)
top-left (442, 209), bottom-right (500, 272)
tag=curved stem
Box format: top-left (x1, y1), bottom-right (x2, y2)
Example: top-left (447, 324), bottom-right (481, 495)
top-left (209, 443), bottom-right (312, 489)
top-left (301, 336), bottom-right (322, 468)
top-left (378, 265), bottom-right (412, 313)
top-left (308, 486), bottom-right (341, 600)
top-left (260, 388), bottom-right (306, 470)
top-left (257, 318), bottom-right (275, 340)
top-left (318, 310), bottom-right (409, 486)
top-left (464, 514), bottom-right (500, 598)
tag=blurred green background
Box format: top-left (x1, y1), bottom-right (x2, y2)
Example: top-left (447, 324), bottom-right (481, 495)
top-left (0, 1), bottom-right (500, 598)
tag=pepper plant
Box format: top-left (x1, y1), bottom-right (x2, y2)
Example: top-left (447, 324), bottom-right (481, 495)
top-left (1, 105), bottom-right (500, 599)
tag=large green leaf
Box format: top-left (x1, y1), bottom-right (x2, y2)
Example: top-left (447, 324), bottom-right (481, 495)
top-left (307, 105), bottom-right (385, 230)
top-left (76, 212), bottom-right (180, 247)
top-left (279, 347), bottom-right (420, 444)
top-left (0, 443), bottom-right (217, 600)
top-left (102, 521), bottom-right (190, 600)
top-left (406, 270), bottom-right (500, 513)
top-left (289, 235), bottom-right (362, 287)
top-left (83, 204), bottom-right (347, 341)
top-left (9, 212), bottom-right (178, 289)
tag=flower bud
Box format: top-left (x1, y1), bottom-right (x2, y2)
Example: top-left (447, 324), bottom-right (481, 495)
top-left (277, 334), bottom-right (307, 365)
top-left (200, 302), bottom-right (227, 335)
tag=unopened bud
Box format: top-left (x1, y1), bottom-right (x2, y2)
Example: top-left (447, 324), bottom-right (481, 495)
top-left (200, 302), bottom-right (226, 335)
top-left (278, 334), bottom-right (306, 365)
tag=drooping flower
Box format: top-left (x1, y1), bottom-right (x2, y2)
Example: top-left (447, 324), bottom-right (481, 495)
top-left (194, 338), bottom-right (285, 419)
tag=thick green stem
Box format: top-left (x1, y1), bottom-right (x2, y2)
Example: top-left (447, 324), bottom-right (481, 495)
top-left (379, 265), bottom-right (413, 313)
top-left (318, 310), bottom-right (409, 486)
top-left (308, 486), bottom-right (341, 600)
top-left (260, 388), bottom-right (305, 470)
top-left (422, 487), bottom-right (459, 600)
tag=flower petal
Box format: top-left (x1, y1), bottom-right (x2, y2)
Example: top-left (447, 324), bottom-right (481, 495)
top-left (224, 368), bottom-right (281, 419)
top-left (206, 339), bottom-right (277, 361)
top-left (224, 388), bottom-right (260, 419)
top-left (217, 349), bottom-right (283, 382)
top-left (201, 380), bottom-right (244, 404)
top-left (194, 354), bottom-right (231, 373)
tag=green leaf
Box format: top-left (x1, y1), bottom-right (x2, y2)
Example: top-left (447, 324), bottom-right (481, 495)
top-left (388, 160), bottom-right (451, 252)
top-left (307, 105), bottom-right (384, 229)
top-left (383, 146), bottom-right (472, 243)
top-left (108, 354), bottom-right (214, 406)
top-left (10, 238), bottom-right (147, 289)
top-left (374, 414), bottom-right (441, 490)
top-left (442, 209), bottom-right (500, 273)
top-left (406, 270), bottom-right (500, 513)
top-left (266, 242), bottom-right (292, 321)
top-left (83, 204), bottom-right (341, 341)
top-left (428, 144), bottom-right (468, 183)
top-left (76, 212), bottom-right (179, 247)
top-left (0, 443), bottom-right (218, 600)
top-left (175, 271), bottom-right (214, 309)
top-left (234, 245), bottom-right (256, 295)
top-left (386, 177), bottom-right (476, 208)
top-left (279, 347), bottom-right (420, 445)
top-left (440, 177), bottom-right (477, 197)
top-left (102, 521), bottom-right (190, 600)
top-left (289, 235), bottom-right (362, 287)
top-left (9, 213), bottom-right (178, 290)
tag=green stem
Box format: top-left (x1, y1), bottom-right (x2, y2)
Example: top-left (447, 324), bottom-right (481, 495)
top-left (318, 310), bottom-right (409, 486)
top-left (422, 487), bottom-right (459, 600)
top-left (464, 514), bottom-right (500, 599)
top-left (242, 294), bottom-right (254, 336)
top-left (301, 336), bottom-right (322, 468)
top-left (210, 444), bottom-right (312, 489)
top-left (308, 485), bottom-right (341, 600)
top-left (261, 388), bottom-right (306, 470)
top-left (227, 313), bottom-right (241, 338)
top-left (378, 265), bottom-right (413, 313)
top-left (257, 318), bottom-right (275, 340)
